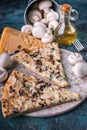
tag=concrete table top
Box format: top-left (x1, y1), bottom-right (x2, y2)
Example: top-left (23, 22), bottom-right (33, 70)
top-left (0, 0), bottom-right (87, 130)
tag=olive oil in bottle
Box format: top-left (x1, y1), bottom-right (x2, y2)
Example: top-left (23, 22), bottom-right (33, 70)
top-left (54, 4), bottom-right (78, 45)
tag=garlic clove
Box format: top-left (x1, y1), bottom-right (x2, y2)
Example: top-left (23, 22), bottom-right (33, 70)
top-left (68, 53), bottom-right (84, 65)
top-left (0, 68), bottom-right (8, 83)
top-left (72, 62), bottom-right (87, 78)
top-left (21, 25), bottom-right (33, 34)
top-left (0, 53), bottom-right (11, 68)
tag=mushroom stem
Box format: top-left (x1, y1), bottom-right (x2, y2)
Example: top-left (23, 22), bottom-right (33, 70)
top-left (21, 25), bottom-right (33, 34)
top-left (48, 20), bottom-right (59, 31)
top-left (41, 33), bottom-right (54, 43)
top-left (0, 68), bottom-right (8, 83)
top-left (28, 9), bottom-right (42, 24)
top-left (40, 18), bottom-right (49, 26)
top-left (44, 8), bottom-right (50, 14)
top-left (39, 0), bottom-right (52, 13)
top-left (0, 53), bottom-right (11, 68)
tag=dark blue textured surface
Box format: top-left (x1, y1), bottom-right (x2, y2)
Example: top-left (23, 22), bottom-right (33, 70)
top-left (0, 0), bottom-right (87, 130)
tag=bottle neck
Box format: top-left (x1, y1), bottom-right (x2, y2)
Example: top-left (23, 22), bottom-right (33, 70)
top-left (64, 14), bottom-right (70, 24)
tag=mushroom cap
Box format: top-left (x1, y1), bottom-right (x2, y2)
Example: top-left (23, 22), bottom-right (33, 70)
top-left (72, 62), bottom-right (87, 78)
top-left (41, 33), bottom-right (54, 43)
top-left (43, 9), bottom-right (54, 18)
top-left (39, 0), bottom-right (52, 10)
top-left (68, 53), bottom-right (83, 65)
top-left (0, 68), bottom-right (8, 83)
top-left (21, 24), bottom-right (33, 34)
top-left (48, 20), bottom-right (59, 30)
top-left (34, 22), bottom-right (46, 28)
top-left (32, 26), bottom-right (46, 39)
top-left (0, 53), bottom-right (11, 68)
top-left (28, 9), bottom-right (42, 24)
top-left (46, 11), bottom-right (59, 22)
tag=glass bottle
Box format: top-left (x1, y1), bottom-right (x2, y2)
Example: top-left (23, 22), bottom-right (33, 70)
top-left (54, 4), bottom-right (78, 45)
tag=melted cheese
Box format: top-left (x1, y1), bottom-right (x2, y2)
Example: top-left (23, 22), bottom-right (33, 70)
top-left (13, 43), bottom-right (68, 88)
top-left (2, 70), bottom-right (80, 118)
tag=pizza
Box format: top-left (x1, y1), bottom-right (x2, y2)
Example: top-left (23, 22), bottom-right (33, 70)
top-left (13, 42), bottom-right (68, 88)
top-left (2, 70), bottom-right (80, 118)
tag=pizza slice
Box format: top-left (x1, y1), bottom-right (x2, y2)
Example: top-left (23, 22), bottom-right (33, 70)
top-left (13, 42), bottom-right (68, 88)
top-left (2, 70), bottom-right (80, 118)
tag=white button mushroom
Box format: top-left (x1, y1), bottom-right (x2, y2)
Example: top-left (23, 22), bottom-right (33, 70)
top-left (68, 53), bottom-right (84, 65)
top-left (0, 53), bottom-right (11, 68)
top-left (41, 33), bottom-right (54, 43)
top-left (46, 28), bottom-right (52, 34)
top-left (39, 0), bottom-right (52, 14)
top-left (72, 62), bottom-right (87, 78)
top-left (46, 11), bottom-right (59, 22)
top-left (48, 20), bottom-right (59, 31)
top-left (40, 18), bottom-right (49, 26)
top-left (34, 22), bottom-right (46, 28)
top-left (43, 9), bottom-right (54, 18)
top-left (28, 9), bottom-right (42, 24)
top-left (0, 68), bottom-right (8, 83)
top-left (32, 25), bottom-right (46, 39)
top-left (21, 25), bottom-right (33, 34)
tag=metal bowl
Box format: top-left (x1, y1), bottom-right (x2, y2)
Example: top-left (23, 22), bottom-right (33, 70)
top-left (24, 0), bottom-right (63, 25)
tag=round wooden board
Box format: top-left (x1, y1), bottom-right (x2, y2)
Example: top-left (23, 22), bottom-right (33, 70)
top-left (25, 49), bottom-right (87, 117)
top-left (0, 49), bottom-right (87, 117)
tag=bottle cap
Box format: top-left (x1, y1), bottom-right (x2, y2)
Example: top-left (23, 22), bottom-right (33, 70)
top-left (61, 4), bottom-right (72, 14)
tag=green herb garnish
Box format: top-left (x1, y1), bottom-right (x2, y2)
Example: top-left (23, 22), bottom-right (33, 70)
top-left (26, 85), bottom-right (32, 88)
top-left (49, 73), bottom-right (54, 80)
top-left (51, 48), bottom-right (55, 51)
